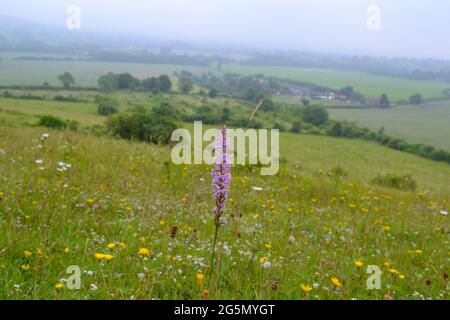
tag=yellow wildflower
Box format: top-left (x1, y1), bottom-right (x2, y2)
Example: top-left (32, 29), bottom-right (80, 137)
top-left (388, 268), bottom-right (400, 275)
top-left (95, 253), bottom-right (105, 260)
top-left (55, 283), bottom-right (64, 290)
top-left (86, 199), bottom-right (95, 205)
top-left (64, 248), bottom-right (70, 253)
top-left (103, 254), bottom-right (113, 261)
top-left (331, 277), bottom-right (342, 287)
top-left (264, 243), bottom-right (272, 249)
top-left (107, 243), bottom-right (116, 249)
top-left (197, 273), bottom-right (204, 286)
top-left (21, 264), bottom-right (30, 271)
top-left (24, 250), bottom-right (32, 258)
top-left (355, 260), bottom-right (364, 268)
top-left (300, 284), bottom-right (313, 293)
top-left (259, 256), bottom-right (269, 264)
top-left (139, 248), bottom-right (150, 256)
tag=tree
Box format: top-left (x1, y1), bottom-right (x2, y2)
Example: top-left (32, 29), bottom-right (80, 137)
top-left (301, 98), bottom-right (310, 106)
top-left (178, 77), bottom-right (194, 94)
top-left (380, 93), bottom-right (390, 107)
top-left (117, 73), bottom-right (138, 89)
top-left (340, 86), bottom-right (354, 98)
top-left (302, 105), bottom-right (329, 126)
top-left (98, 73), bottom-right (118, 92)
top-left (290, 120), bottom-right (302, 133)
top-left (58, 72), bottom-right (75, 89)
top-left (245, 89), bottom-right (256, 101)
top-left (209, 88), bottom-right (218, 98)
top-left (141, 77), bottom-right (159, 90)
top-left (106, 107), bottom-right (178, 145)
top-left (329, 121), bottom-right (343, 136)
top-left (158, 75), bottom-right (172, 92)
top-left (409, 93), bottom-right (422, 105)
top-left (153, 101), bottom-right (178, 119)
top-left (221, 107), bottom-right (231, 122)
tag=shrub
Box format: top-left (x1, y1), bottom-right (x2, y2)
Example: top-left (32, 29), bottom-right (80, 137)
top-left (290, 120), bottom-right (302, 133)
top-left (302, 105), bottom-right (329, 126)
top-left (38, 115), bottom-right (67, 129)
top-left (106, 107), bottom-right (178, 145)
top-left (372, 174), bottom-right (417, 191)
top-left (96, 96), bottom-right (119, 116)
top-left (209, 88), bottom-right (218, 98)
top-left (65, 120), bottom-right (80, 132)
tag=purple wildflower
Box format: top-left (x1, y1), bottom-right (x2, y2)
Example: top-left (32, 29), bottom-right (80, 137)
top-left (211, 125), bottom-right (231, 225)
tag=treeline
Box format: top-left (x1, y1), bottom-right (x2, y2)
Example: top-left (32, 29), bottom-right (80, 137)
top-left (326, 120), bottom-right (450, 163)
top-left (97, 73), bottom-right (172, 93)
top-left (1, 90), bottom-right (88, 103)
top-left (90, 50), bottom-right (230, 67)
top-left (244, 53), bottom-right (450, 84)
top-left (175, 71), bottom-right (290, 102)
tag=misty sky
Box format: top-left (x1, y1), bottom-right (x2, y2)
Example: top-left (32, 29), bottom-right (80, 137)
top-left (1, 0), bottom-right (449, 59)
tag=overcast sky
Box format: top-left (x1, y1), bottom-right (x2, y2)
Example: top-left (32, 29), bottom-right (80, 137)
top-left (1, 0), bottom-right (449, 59)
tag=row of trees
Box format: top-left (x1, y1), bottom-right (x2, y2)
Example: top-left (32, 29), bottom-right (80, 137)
top-left (98, 73), bottom-right (172, 92)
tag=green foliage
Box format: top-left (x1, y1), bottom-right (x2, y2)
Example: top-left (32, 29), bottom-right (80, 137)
top-left (372, 174), bottom-right (417, 191)
top-left (141, 75), bottom-right (172, 93)
top-left (409, 93), bottom-right (422, 104)
top-left (38, 115), bottom-right (67, 129)
top-left (58, 72), bottom-right (75, 89)
top-left (96, 96), bottom-right (119, 116)
top-left (380, 93), bottom-right (390, 107)
top-left (302, 105), bottom-right (329, 126)
top-left (106, 106), bottom-right (178, 145)
top-left (209, 88), bottom-right (218, 98)
top-left (290, 120), bottom-right (302, 133)
top-left (178, 77), bottom-right (194, 94)
top-left (158, 75), bottom-right (172, 92)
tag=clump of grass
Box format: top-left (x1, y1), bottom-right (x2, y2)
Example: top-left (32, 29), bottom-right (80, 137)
top-left (372, 173), bottom-right (417, 191)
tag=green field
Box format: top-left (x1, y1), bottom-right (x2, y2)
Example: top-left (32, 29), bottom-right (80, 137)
top-left (0, 53), bottom-right (210, 87)
top-left (224, 64), bottom-right (450, 102)
top-left (328, 101), bottom-right (450, 150)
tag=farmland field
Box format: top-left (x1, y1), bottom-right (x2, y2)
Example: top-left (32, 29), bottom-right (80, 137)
top-left (328, 101), bottom-right (450, 150)
top-left (0, 53), bottom-right (211, 87)
top-left (223, 64), bottom-right (450, 101)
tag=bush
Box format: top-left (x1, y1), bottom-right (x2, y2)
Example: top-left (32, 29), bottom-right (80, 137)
top-left (96, 96), bottom-right (119, 116)
top-left (38, 115), bottom-right (67, 129)
top-left (209, 88), bottom-right (218, 98)
top-left (302, 105), bottom-right (329, 126)
top-left (65, 120), bottom-right (80, 132)
top-left (54, 95), bottom-right (81, 103)
top-left (106, 107), bottom-right (178, 145)
top-left (290, 120), bottom-right (302, 133)
top-left (372, 174), bottom-right (417, 191)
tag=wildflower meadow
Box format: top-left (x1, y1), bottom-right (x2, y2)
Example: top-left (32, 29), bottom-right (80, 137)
top-left (0, 125), bottom-right (448, 300)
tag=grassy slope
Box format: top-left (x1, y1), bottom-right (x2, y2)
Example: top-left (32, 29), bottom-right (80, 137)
top-left (328, 101), bottom-right (450, 150)
top-left (0, 126), bottom-right (448, 300)
top-left (223, 64), bottom-right (450, 101)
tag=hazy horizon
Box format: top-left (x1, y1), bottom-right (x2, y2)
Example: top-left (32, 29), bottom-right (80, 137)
top-left (1, 0), bottom-right (449, 60)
